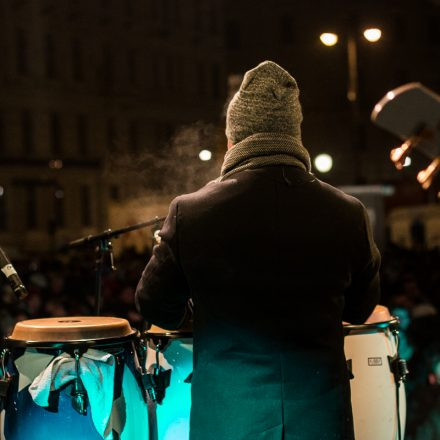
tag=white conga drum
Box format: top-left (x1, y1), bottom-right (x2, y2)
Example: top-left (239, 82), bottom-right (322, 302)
top-left (143, 324), bottom-right (193, 440)
top-left (1, 316), bottom-right (150, 440)
top-left (344, 306), bottom-right (407, 440)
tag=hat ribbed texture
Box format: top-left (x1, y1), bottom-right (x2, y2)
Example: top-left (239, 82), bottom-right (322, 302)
top-left (226, 60), bottom-right (303, 144)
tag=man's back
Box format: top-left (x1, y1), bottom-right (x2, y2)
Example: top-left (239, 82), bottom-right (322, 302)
top-left (137, 165), bottom-right (380, 439)
top-left (136, 60), bottom-right (380, 439)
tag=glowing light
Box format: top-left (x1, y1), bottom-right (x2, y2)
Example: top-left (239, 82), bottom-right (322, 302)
top-left (198, 149), bottom-right (212, 161)
top-left (417, 158), bottom-right (440, 189)
top-left (403, 157), bottom-right (411, 167)
top-left (0, 186), bottom-right (4, 197)
top-left (314, 154), bottom-right (333, 173)
top-left (386, 91), bottom-right (395, 100)
top-left (320, 33), bottom-right (338, 47)
top-left (49, 159), bottom-right (63, 169)
top-left (54, 189), bottom-right (64, 199)
top-left (363, 28), bottom-right (382, 42)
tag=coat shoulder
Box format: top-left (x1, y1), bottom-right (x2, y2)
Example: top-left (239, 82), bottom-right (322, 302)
top-left (314, 179), bottom-right (365, 214)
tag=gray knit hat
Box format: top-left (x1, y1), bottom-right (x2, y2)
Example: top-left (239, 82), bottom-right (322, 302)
top-left (226, 61), bottom-right (303, 145)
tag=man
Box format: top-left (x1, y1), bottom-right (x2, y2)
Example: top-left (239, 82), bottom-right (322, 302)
top-left (136, 61), bottom-right (380, 439)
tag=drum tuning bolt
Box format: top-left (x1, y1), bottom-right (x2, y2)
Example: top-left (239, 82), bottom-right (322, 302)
top-left (388, 355), bottom-right (409, 383)
top-left (71, 349), bottom-right (88, 415)
top-left (0, 349), bottom-right (12, 412)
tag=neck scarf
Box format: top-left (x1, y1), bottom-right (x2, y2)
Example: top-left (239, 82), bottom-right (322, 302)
top-left (219, 132), bottom-right (311, 181)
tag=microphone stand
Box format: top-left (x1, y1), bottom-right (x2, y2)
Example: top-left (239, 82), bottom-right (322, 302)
top-left (60, 216), bottom-right (166, 316)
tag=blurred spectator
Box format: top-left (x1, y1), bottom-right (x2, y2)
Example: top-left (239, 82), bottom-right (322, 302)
top-left (0, 242), bottom-right (439, 437)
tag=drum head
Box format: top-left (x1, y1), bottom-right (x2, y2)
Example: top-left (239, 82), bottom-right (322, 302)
top-left (365, 305), bottom-right (392, 324)
top-left (8, 316), bottom-right (136, 343)
top-left (146, 324), bottom-right (192, 339)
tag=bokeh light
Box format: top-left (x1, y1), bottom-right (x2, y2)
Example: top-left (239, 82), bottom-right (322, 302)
top-left (363, 28), bottom-right (382, 42)
top-left (314, 154), bottom-right (334, 173)
top-left (320, 33), bottom-right (338, 47)
top-left (199, 149), bottom-right (212, 161)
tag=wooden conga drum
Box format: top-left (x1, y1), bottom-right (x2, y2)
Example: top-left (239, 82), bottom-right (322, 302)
top-left (344, 306), bottom-right (407, 440)
top-left (142, 324), bottom-right (193, 440)
top-left (1, 316), bottom-right (149, 440)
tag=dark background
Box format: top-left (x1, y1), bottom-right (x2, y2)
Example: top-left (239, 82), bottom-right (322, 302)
top-left (0, 1), bottom-right (440, 438)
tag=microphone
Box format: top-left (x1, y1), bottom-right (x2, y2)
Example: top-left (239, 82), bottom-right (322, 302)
top-left (0, 247), bottom-right (28, 299)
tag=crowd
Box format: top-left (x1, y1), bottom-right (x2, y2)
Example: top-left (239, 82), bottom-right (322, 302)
top-left (1, 242), bottom-right (439, 438)
top-left (0, 246), bottom-right (152, 338)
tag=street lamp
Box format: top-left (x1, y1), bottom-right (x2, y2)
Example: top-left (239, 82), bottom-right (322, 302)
top-left (319, 26), bottom-right (382, 182)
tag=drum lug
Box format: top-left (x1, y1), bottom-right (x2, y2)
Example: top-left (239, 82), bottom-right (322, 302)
top-left (0, 349), bottom-right (11, 412)
top-left (70, 349), bottom-right (88, 415)
top-left (388, 355), bottom-right (409, 383)
top-left (346, 359), bottom-right (354, 380)
top-left (141, 368), bottom-right (171, 405)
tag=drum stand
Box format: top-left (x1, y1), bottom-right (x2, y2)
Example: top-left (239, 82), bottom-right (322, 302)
top-left (388, 325), bottom-right (410, 440)
top-left (59, 216), bottom-right (165, 315)
top-left (133, 337), bottom-right (172, 440)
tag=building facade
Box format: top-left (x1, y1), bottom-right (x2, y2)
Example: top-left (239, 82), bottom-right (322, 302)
top-left (0, 0), bottom-right (226, 253)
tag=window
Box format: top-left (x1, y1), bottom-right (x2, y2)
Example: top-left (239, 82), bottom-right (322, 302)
top-left (166, 58), bottom-right (175, 90)
top-left (393, 16), bottom-right (407, 45)
top-left (80, 185), bottom-right (91, 226)
top-left (211, 64), bottom-right (221, 99)
top-left (0, 187), bottom-right (6, 230)
top-left (21, 110), bottom-right (34, 154)
top-left (428, 17), bottom-right (440, 45)
top-left (109, 185), bottom-right (120, 201)
top-left (101, 44), bottom-right (114, 87)
top-left (50, 113), bottom-right (61, 154)
top-left (16, 29), bottom-right (28, 74)
top-left (0, 113), bottom-right (4, 155)
top-left (225, 21), bottom-right (241, 50)
top-left (72, 39), bottom-right (83, 81)
top-left (280, 15), bottom-right (294, 45)
top-left (54, 187), bottom-right (64, 227)
top-left (106, 118), bottom-right (116, 151)
top-left (129, 120), bottom-right (139, 150)
top-left (26, 186), bottom-right (37, 229)
top-left (77, 114), bottom-right (88, 155)
top-left (193, 0), bottom-right (201, 32)
top-left (44, 33), bottom-right (56, 78)
top-left (209, 4), bottom-right (218, 35)
top-left (128, 50), bottom-right (137, 85)
top-left (197, 64), bottom-right (206, 96)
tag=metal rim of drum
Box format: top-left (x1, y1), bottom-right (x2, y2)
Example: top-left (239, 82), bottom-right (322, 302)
top-left (343, 317), bottom-right (400, 335)
top-left (143, 330), bottom-right (193, 340)
top-left (1, 330), bottom-right (138, 350)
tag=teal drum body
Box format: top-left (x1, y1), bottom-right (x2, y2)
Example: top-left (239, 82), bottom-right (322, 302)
top-left (144, 326), bottom-right (193, 440)
top-left (1, 317), bottom-right (150, 440)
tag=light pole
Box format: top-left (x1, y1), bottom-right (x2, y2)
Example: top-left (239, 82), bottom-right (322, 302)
top-left (320, 26), bottom-right (382, 183)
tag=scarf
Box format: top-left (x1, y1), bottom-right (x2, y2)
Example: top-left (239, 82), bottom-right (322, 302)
top-left (219, 132), bottom-right (312, 181)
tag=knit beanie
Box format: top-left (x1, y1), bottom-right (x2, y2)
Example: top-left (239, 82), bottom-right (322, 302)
top-left (225, 61), bottom-right (303, 145)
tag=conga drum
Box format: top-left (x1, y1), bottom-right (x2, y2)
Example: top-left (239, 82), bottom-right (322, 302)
top-left (0, 317), bottom-right (150, 440)
top-left (344, 306), bottom-right (407, 440)
top-left (142, 324), bottom-right (193, 440)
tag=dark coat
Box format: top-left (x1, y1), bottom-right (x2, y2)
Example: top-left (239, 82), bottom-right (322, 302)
top-left (136, 165), bottom-right (381, 440)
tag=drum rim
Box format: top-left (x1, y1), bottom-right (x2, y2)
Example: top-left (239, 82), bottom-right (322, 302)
top-left (2, 330), bottom-right (138, 349)
top-left (343, 317), bottom-right (399, 333)
top-left (143, 330), bottom-right (193, 339)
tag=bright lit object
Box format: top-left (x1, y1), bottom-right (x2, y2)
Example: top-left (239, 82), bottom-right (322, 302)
top-left (199, 149), bottom-right (212, 161)
top-left (320, 33), bottom-right (338, 47)
top-left (0, 186), bottom-right (4, 197)
top-left (403, 157), bottom-right (411, 167)
top-left (363, 28), bottom-right (382, 42)
top-left (314, 154), bottom-right (333, 173)
top-left (386, 91), bottom-right (395, 100)
top-left (49, 159), bottom-right (63, 169)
